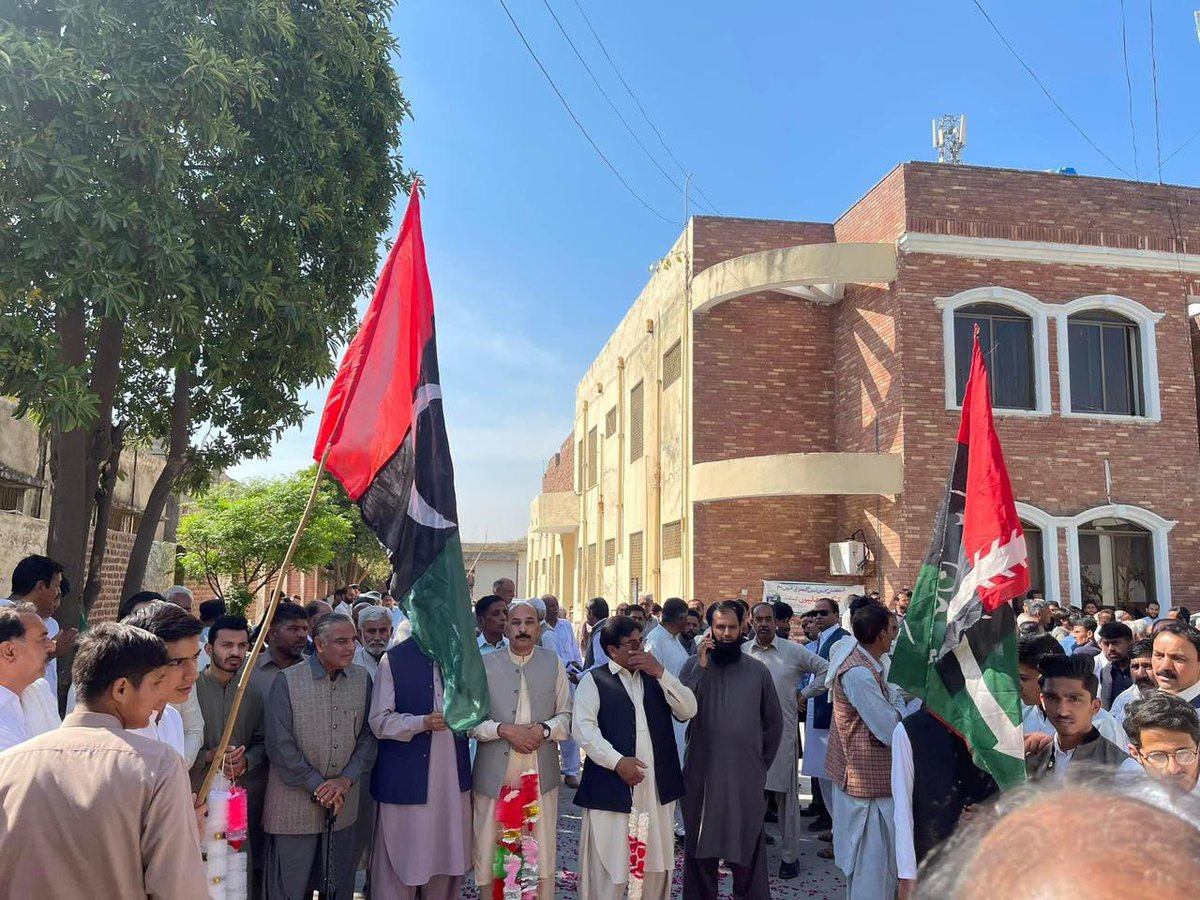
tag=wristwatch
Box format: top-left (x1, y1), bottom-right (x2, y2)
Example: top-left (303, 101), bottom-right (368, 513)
top-left (540, 722), bottom-right (551, 740)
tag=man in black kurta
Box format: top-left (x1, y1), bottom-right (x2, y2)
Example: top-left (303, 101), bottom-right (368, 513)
top-left (679, 601), bottom-right (783, 900)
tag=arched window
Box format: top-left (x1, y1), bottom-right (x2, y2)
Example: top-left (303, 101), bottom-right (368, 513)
top-left (953, 303), bottom-right (1036, 409)
top-left (1066, 311), bottom-right (1143, 416)
top-left (1077, 517), bottom-right (1154, 609)
top-left (1020, 519), bottom-right (1045, 598)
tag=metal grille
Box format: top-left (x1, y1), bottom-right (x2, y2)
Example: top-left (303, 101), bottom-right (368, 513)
top-left (604, 538), bottom-right (616, 567)
top-left (662, 520), bottom-right (682, 559)
top-left (605, 406), bottom-right (617, 437)
top-left (629, 382), bottom-right (644, 462)
top-left (0, 485), bottom-right (25, 512)
top-left (586, 543), bottom-right (597, 597)
top-left (629, 531), bottom-right (644, 596)
top-left (662, 340), bottom-right (682, 388)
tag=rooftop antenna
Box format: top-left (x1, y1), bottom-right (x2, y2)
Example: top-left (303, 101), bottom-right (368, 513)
top-left (933, 114), bottom-right (967, 164)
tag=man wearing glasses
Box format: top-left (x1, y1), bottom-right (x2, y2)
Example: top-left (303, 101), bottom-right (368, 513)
top-left (799, 598), bottom-right (847, 839)
top-left (1120, 691), bottom-right (1200, 798)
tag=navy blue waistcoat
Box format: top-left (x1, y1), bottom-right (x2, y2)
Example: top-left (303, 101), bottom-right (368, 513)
top-left (573, 665), bottom-right (684, 813)
top-left (370, 640), bottom-right (471, 804)
top-left (810, 626), bottom-right (849, 731)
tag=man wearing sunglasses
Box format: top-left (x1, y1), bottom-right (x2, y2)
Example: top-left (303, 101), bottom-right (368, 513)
top-left (1120, 691), bottom-right (1200, 797)
top-left (799, 598), bottom-right (847, 838)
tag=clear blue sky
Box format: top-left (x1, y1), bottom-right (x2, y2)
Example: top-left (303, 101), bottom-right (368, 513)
top-left (231, 0), bottom-right (1200, 540)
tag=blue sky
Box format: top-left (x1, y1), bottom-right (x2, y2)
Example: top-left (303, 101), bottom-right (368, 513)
top-left (231, 0), bottom-right (1200, 540)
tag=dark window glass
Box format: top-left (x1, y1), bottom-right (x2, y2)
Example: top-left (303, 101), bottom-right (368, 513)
top-left (953, 303), bottom-right (1035, 409)
top-left (1021, 522), bottom-right (1044, 597)
top-left (1077, 519), bottom-right (1154, 609)
top-left (1067, 312), bottom-right (1142, 416)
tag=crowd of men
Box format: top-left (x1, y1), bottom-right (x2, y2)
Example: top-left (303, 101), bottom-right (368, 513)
top-left (1, 553), bottom-right (1199, 899)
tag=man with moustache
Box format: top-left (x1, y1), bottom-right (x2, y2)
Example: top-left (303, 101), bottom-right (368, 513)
top-left (472, 600), bottom-right (572, 900)
top-left (1110, 638), bottom-right (1157, 725)
top-left (679, 601), bottom-right (783, 900)
top-left (0, 604), bottom-right (58, 751)
top-left (352, 605), bottom-right (394, 679)
top-left (263, 614), bottom-right (376, 899)
top-left (1151, 621), bottom-right (1200, 709)
top-left (1097, 621), bottom-right (1134, 710)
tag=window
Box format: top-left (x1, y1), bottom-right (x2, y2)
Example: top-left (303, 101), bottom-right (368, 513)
top-left (586, 427), bottom-right (598, 489)
top-left (630, 381), bottom-right (644, 462)
top-left (662, 520), bottom-right (682, 559)
top-left (605, 406), bottom-right (617, 437)
top-left (629, 531), bottom-right (644, 596)
top-left (662, 341), bottom-right (682, 389)
top-left (0, 484), bottom-right (25, 513)
top-left (576, 438), bottom-right (583, 491)
top-left (604, 538), bottom-right (616, 567)
top-left (586, 542), bottom-right (597, 597)
top-left (1077, 518), bottom-right (1154, 609)
top-left (1020, 520), bottom-right (1044, 598)
top-left (953, 303), bottom-right (1035, 409)
top-left (1066, 311), bottom-right (1143, 416)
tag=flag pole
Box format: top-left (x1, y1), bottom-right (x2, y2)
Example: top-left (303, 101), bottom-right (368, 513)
top-left (195, 444), bottom-right (334, 803)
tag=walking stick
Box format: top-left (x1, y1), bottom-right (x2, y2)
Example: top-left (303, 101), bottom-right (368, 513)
top-left (322, 804), bottom-right (338, 899)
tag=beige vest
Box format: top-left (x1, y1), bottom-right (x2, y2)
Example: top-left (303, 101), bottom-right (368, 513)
top-left (474, 647), bottom-right (561, 798)
top-left (263, 661), bottom-right (370, 835)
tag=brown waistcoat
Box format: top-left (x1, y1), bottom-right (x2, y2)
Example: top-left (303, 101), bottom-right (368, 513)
top-left (824, 647), bottom-right (893, 799)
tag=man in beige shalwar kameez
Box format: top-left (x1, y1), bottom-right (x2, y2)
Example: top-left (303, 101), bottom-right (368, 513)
top-left (472, 600), bottom-right (572, 900)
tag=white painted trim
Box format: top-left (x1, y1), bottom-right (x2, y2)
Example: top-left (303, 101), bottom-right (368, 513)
top-left (1060, 504), bottom-right (1176, 608)
top-left (1014, 502), bottom-right (1060, 606)
top-left (1051, 294), bottom-right (1162, 422)
top-left (899, 232), bottom-right (1200, 275)
top-left (935, 286), bottom-right (1052, 416)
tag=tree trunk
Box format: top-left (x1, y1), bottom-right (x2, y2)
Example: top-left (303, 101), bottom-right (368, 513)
top-left (46, 304), bottom-right (92, 637)
top-left (80, 423), bottom-right (125, 614)
top-left (121, 362), bottom-right (190, 599)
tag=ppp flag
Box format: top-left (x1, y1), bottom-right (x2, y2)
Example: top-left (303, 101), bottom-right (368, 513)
top-left (314, 187), bottom-right (488, 731)
top-left (889, 330), bottom-right (1029, 789)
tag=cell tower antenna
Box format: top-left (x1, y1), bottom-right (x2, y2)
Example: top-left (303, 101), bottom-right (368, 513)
top-left (933, 114), bottom-right (968, 164)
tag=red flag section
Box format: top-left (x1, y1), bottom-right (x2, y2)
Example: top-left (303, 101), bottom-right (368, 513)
top-left (959, 331), bottom-right (1030, 612)
top-left (314, 189), bottom-right (434, 500)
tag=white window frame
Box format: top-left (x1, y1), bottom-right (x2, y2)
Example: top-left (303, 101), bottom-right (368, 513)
top-left (1052, 294), bottom-right (1163, 423)
top-left (935, 286), bottom-right (1052, 417)
top-left (1014, 501), bottom-right (1060, 606)
top-left (1063, 503), bottom-right (1174, 609)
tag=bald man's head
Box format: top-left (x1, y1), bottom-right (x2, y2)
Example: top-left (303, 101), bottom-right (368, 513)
top-left (918, 783), bottom-right (1200, 898)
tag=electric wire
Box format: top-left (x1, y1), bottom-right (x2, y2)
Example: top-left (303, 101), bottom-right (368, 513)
top-left (537, 0), bottom-right (714, 214)
top-left (1148, 0), bottom-right (1164, 184)
top-left (1118, 0), bottom-right (1140, 179)
top-left (496, 0), bottom-right (679, 225)
top-left (568, 0), bottom-right (723, 215)
top-left (969, 0), bottom-right (1133, 179)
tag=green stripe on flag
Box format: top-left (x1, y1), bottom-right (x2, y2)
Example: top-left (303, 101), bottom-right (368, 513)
top-left (400, 532), bottom-right (490, 732)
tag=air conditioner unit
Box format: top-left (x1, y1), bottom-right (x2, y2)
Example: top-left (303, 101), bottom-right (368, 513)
top-left (829, 541), bottom-right (868, 576)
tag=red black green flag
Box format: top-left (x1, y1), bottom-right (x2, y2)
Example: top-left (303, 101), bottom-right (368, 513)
top-left (889, 330), bottom-right (1029, 789)
top-left (314, 187), bottom-right (488, 730)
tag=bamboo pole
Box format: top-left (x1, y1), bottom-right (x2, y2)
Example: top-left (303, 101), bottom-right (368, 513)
top-left (195, 445), bottom-right (333, 802)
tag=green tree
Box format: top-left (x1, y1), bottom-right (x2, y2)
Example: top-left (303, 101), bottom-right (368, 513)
top-left (316, 466), bottom-right (391, 589)
top-left (0, 0), bottom-right (410, 634)
top-left (177, 472), bottom-right (353, 602)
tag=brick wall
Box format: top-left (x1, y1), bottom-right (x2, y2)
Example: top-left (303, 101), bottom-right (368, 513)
top-left (89, 531), bottom-right (138, 624)
top-left (691, 217), bottom-right (835, 272)
top-left (692, 496), bottom-right (863, 601)
top-left (834, 165), bottom-right (907, 245)
top-left (541, 434), bottom-right (575, 493)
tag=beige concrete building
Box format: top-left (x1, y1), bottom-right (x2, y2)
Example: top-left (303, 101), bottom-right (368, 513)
top-left (462, 540), bottom-right (527, 601)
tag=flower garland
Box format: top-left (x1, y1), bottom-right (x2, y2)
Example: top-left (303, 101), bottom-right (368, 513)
top-left (491, 769), bottom-right (540, 900)
top-left (626, 810), bottom-right (649, 900)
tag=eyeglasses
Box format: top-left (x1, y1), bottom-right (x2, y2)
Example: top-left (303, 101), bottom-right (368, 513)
top-left (1141, 748), bottom-right (1199, 768)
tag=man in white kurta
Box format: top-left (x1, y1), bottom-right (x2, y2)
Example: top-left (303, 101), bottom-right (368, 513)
top-left (744, 602), bottom-right (829, 879)
top-left (800, 599), bottom-right (848, 830)
top-left (574, 616), bottom-right (696, 900)
top-left (472, 602), bottom-right (572, 900)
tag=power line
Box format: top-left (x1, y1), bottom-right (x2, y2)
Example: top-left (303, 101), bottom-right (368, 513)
top-left (1148, 0), bottom-right (1164, 184)
top-left (537, 0), bottom-right (714, 214)
top-left (568, 0), bottom-right (723, 215)
top-left (968, 0), bottom-right (1133, 179)
top-left (495, 0), bottom-right (679, 225)
top-left (1117, 0), bottom-right (1140, 179)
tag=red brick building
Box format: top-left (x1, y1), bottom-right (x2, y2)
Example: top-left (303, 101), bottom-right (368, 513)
top-left (527, 162), bottom-right (1200, 613)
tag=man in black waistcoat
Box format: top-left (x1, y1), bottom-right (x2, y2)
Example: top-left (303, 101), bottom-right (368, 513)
top-left (891, 707), bottom-right (998, 897)
top-left (573, 615), bottom-right (698, 900)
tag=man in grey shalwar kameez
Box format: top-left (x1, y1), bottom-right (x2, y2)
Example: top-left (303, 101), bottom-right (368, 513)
top-left (680, 601), bottom-right (783, 900)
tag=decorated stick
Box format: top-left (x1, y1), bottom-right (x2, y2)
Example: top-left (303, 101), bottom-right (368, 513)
top-left (195, 444), bottom-right (333, 802)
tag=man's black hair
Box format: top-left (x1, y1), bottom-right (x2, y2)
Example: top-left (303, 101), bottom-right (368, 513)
top-left (123, 601), bottom-right (203, 642)
top-left (304, 600), bottom-right (332, 619)
top-left (1075, 616), bottom-right (1098, 634)
top-left (207, 614), bottom-right (251, 645)
top-left (599, 615), bottom-right (642, 653)
top-left (1098, 621), bottom-right (1133, 642)
top-left (1037, 653), bottom-right (1099, 698)
top-left (198, 599), bottom-right (226, 623)
top-left (10, 555), bottom-right (63, 597)
top-left (661, 597), bottom-right (688, 625)
top-left (73, 622), bottom-right (170, 706)
top-left (269, 602), bottom-right (309, 627)
top-left (772, 600), bottom-right (793, 622)
top-left (848, 594), bottom-right (874, 616)
top-left (710, 599), bottom-right (745, 624)
top-left (1129, 638), bottom-right (1154, 659)
top-left (1153, 621), bottom-right (1200, 658)
top-left (586, 596), bottom-right (609, 620)
top-left (1124, 691), bottom-right (1200, 747)
top-left (0, 606), bottom-right (31, 643)
top-left (117, 590), bottom-right (166, 621)
top-left (1017, 633), bottom-right (1065, 667)
top-left (475, 594), bottom-right (506, 618)
top-left (850, 602), bottom-right (891, 644)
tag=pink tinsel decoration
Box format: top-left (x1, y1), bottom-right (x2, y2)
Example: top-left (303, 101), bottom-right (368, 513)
top-left (226, 786), bottom-right (248, 850)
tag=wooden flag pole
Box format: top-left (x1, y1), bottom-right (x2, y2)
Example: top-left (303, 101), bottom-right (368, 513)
top-left (195, 444), bottom-right (333, 803)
